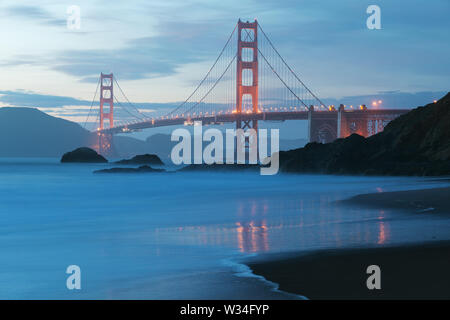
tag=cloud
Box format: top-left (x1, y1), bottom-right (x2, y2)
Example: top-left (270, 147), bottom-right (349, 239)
top-left (0, 90), bottom-right (89, 108)
top-left (0, 0), bottom-right (448, 98)
top-left (0, 90), bottom-right (184, 120)
top-left (5, 5), bottom-right (66, 27)
top-left (13, 19), bottom-right (231, 82)
top-left (0, 55), bottom-right (38, 67)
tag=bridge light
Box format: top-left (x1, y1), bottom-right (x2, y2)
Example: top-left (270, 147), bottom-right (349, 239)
top-left (378, 100), bottom-right (382, 104)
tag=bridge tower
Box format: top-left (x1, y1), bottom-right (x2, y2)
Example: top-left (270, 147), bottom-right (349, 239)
top-left (98, 73), bottom-right (114, 155)
top-left (100, 73), bottom-right (114, 130)
top-left (236, 19), bottom-right (258, 131)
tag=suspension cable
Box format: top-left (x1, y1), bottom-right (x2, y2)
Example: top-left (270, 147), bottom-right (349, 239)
top-left (241, 27), bottom-right (309, 108)
top-left (258, 48), bottom-right (308, 108)
top-left (165, 22), bottom-right (238, 117)
top-left (83, 76), bottom-right (101, 129)
top-left (113, 94), bottom-right (145, 122)
top-left (258, 24), bottom-right (325, 106)
top-left (183, 55), bottom-right (237, 115)
top-left (113, 76), bottom-right (147, 120)
top-left (182, 26), bottom-right (255, 115)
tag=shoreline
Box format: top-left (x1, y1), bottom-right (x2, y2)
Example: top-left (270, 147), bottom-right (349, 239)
top-left (247, 240), bottom-right (450, 299)
top-left (340, 186), bottom-right (450, 214)
top-left (246, 186), bottom-right (450, 299)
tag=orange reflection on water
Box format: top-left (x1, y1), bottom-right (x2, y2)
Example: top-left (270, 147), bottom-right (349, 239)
top-left (261, 219), bottom-right (269, 252)
top-left (377, 210), bottom-right (390, 244)
top-left (378, 222), bottom-right (386, 244)
top-left (236, 222), bottom-right (244, 252)
top-left (235, 220), bottom-right (270, 253)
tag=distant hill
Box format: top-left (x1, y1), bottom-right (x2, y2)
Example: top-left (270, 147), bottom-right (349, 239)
top-left (280, 92), bottom-right (450, 176)
top-left (0, 107), bottom-right (174, 158)
top-left (0, 107), bottom-right (92, 157)
top-left (0, 107), bottom-right (309, 159)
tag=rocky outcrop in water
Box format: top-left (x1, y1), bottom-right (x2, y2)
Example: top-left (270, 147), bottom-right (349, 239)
top-left (280, 92), bottom-right (450, 176)
top-left (94, 165), bottom-right (165, 174)
top-left (114, 154), bottom-right (163, 165)
top-left (179, 163), bottom-right (260, 172)
top-left (61, 147), bottom-right (108, 163)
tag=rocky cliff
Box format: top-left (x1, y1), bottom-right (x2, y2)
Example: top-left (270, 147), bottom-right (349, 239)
top-left (280, 93), bottom-right (450, 176)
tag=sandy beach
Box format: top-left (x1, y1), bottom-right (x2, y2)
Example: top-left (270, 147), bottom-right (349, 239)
top-left (340, 186), bottom-right (450, 214)
top-left (249, 241), bottom-right (450, 300)
top-left (248, 187), bottom-right (450, 300)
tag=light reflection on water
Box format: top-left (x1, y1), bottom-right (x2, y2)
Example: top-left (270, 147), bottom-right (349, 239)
top-left (152, 190), bottom-right (441, 255)
top-left (377, 210), bottom-right (388, 245)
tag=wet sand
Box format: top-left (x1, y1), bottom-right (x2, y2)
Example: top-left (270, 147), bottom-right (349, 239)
top-left (248, 187), bottom-right (450, 299)
top-left (248, 241), bottom-right (450, 299)
top-left (340, 186), bottom-right (450, 214)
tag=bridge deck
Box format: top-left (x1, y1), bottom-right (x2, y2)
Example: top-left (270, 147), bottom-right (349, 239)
top-left (98, 109), bottom-right (410, 135)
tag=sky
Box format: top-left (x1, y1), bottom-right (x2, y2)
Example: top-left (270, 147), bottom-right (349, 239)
top-left (0, 0), bottom-right (448, 137)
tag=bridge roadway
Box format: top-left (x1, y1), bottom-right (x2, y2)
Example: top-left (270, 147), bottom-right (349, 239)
top-left (98, 109), bottom-right (410, 136)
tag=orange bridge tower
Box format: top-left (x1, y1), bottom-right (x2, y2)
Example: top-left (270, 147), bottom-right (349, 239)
top-left (99, 73), bottom-right (114, 130)
top-left (98, 73), bottom-right (114, 155)
top-left (236, 19), bottom-right (258, 131)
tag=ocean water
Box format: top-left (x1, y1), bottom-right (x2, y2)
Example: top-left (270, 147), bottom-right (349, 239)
top-left (0, 158), bottom-right (449, 299)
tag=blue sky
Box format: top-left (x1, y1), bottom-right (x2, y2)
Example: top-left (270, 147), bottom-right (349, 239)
top-left (0, 0), bottom-right (448, 134)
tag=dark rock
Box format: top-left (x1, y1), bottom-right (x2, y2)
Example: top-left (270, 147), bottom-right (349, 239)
top-left (61, 147), bottom-right (108, 163)
top-left (114, 154), bottom-right (164, 165)
top-left (180, 163), bottom-right (260, 172)
top-left (280, 92), bottom-right (450, 176)
top-left (94, 165), bottom-right (165, 174)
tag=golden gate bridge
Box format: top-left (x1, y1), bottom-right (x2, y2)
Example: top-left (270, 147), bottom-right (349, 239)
top-left (83, 19), bottom-right (409, 155)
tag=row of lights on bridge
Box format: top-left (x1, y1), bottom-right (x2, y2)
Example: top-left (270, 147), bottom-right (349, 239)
top-left (99, 101), bottom-right (385, 131)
